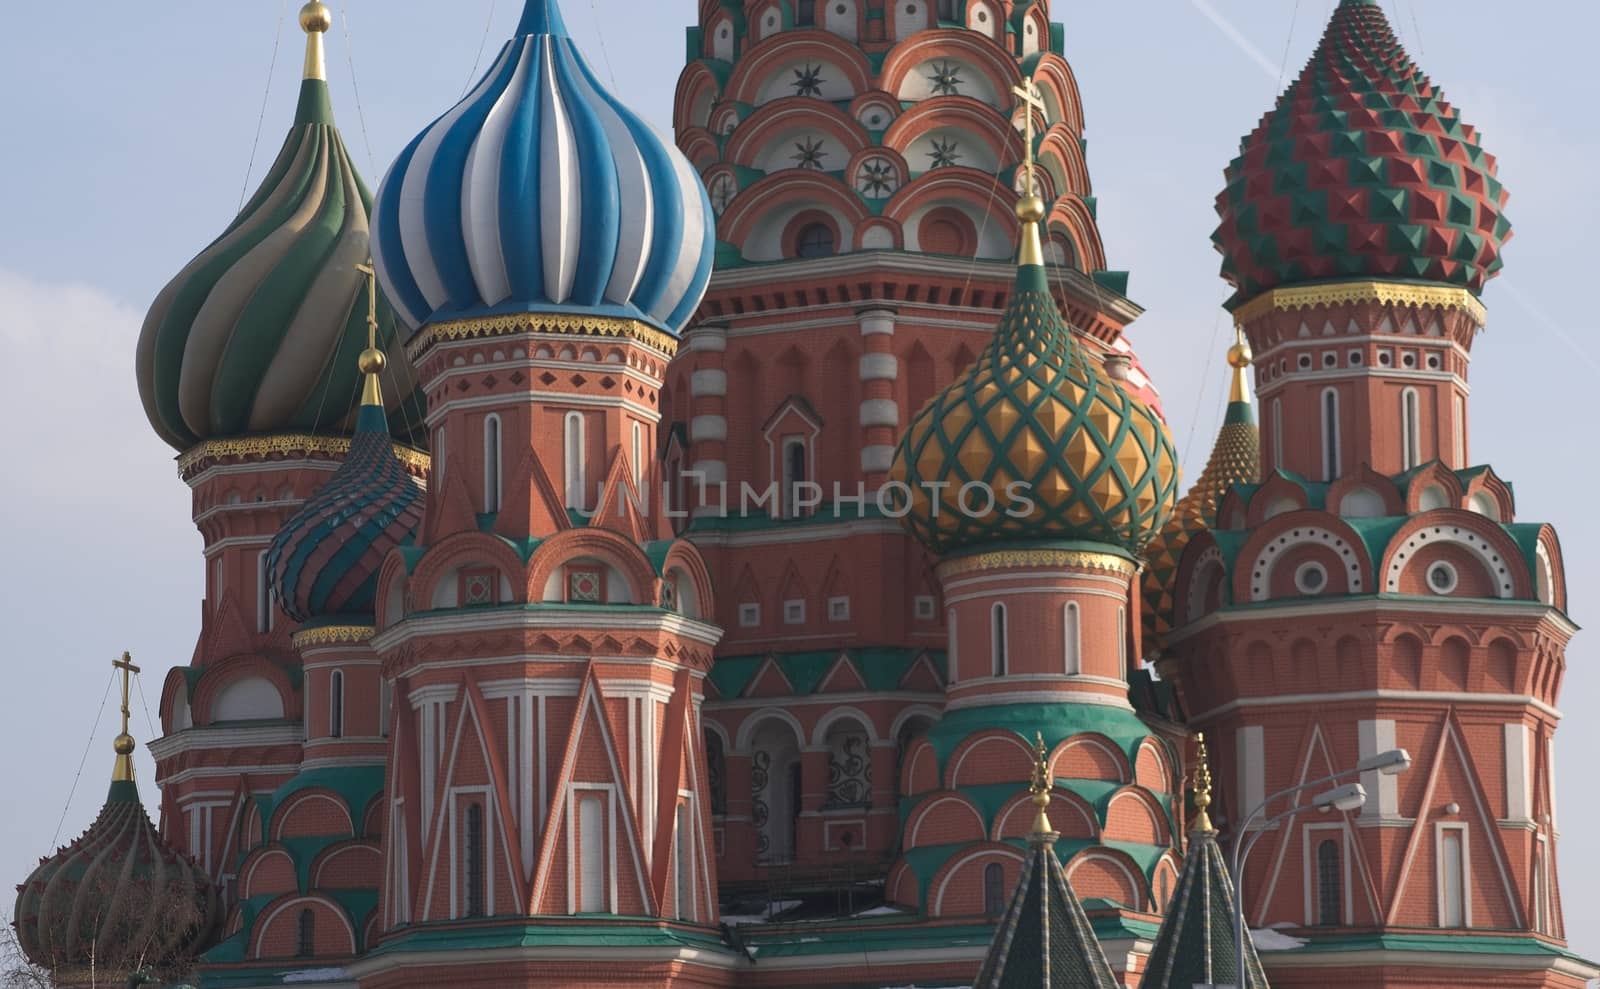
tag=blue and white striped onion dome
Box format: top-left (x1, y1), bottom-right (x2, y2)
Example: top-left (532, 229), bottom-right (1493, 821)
top-left (372, 0), bottom-right (715, 337)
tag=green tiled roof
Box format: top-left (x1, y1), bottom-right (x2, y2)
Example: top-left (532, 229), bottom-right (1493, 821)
top-left (974, 836), bottom-right (1119, 988)
top-left (1139, 829), bottom-right (1267, 989)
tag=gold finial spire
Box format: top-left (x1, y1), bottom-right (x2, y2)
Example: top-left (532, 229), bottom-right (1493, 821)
top-left (1227, 324), bottom-right (1254, 405)
top-left (1028, 731), bottom-right (1054, 836)
top-left (111, 653), bottom-right (141, 783)
top-left (300, 1), bottom-right (332, 82)
top-left (1010, 76), bottom-right (1048, 268)
top-left (356, 262), bottom-right (386, 408)
top-left (1192, 732), bottom-right (1216, 834)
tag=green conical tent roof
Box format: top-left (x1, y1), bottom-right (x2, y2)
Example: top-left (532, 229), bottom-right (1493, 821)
top-left (974, 833), bottom-right (1120, 989)
top-left (1139, 827), bottom-right (1270, 989)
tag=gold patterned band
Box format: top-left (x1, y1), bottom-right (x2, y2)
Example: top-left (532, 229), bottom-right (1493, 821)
top-left (1232, 280), bottom-right (1487, 327)
top-left (292, 624), bottom-right (377, 649)
top-left (178, 434), bottom-right (430, 479)
top-left (408, 312), bottom-right (679, 361)
top-left (937, 547), bottom-right (1138, 579)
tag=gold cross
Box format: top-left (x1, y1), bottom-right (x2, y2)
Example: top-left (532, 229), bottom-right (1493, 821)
top-left (356, 262), bottom-right (379, 351)
top-left (113, 651), bottom-right (141, 740)
top-left (1011, 75), bottom-right (1047, 196)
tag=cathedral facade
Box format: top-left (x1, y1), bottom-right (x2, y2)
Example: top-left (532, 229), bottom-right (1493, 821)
top-left (13, 1), bottom-right (1592, 988)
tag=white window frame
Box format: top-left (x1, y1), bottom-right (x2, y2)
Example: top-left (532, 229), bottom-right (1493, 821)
top-left (738, 603), bottom-right (761, 628)
top-left (827, 596), bottom-right (850, 622)
top-left (1453, 394), bottom-right (1466, 466)
top-left (1116, 606), bottom-right (1128, 680)
top-left (1436, 822), bottom-right (1471, 928)
top-left (1064, 602), bottom-right (1081, 676)
top-left (1401, 387), bottom-right (1421, 470)
top-left (783, 599), bottom-right (806, 625)
top-left (1302, 822), bottom-right (1352, 926)
top-left (914, 595), bottom-right (936, 620)
top-left (632, 421), bottom-right (644, 484)
top-left (328, 669), bottom-right (345, 740)
top-left (483, 413), bottom-right (503, 514)
top-left (256, 550), bottom-right (273, 634)
top-left (564, 411), bottom-right (587, 511)
top-left (991, 603), bottom-right (1008, 677)
top-left (1271, 397), bottom-right (1284, 469)
top-left (1321, 387), bottom-right (1342, 481)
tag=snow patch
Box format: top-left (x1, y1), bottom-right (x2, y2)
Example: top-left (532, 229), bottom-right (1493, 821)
top-left (282, 969), bottom-right (350, 983)
top-left (1251, 928), bottom-right (1309, 951)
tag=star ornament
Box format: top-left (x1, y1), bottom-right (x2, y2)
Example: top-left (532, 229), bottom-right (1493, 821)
top-left (928, 137), bottom-right (963, 170)
top-left (792, 63), bottom-right (826, 98)
top-left (792, 137), bottom-right (828, 171)
top-left (928, 60), bottom-right (964, 97)
top-left (858, 159), bottom-right (898, 197)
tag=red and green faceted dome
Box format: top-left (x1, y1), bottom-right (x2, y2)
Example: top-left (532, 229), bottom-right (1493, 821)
top-left (1213, 0), bottom-right (1511, 306)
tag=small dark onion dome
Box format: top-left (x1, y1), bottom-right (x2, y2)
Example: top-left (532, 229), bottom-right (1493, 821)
top-left (13, 672), bottom-right (217, 981)
top-left (136, 2), bottom-right (425, 451)
top-left (268, 344), bottom-right (424, 622)
top-left (1213, 0), bottom-right (1511, 307)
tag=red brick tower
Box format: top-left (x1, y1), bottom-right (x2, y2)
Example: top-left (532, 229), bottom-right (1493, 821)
top-left (1163, 2), bottom-right (1593, 985)
top-left (359, 1), bottom-right (729, 984)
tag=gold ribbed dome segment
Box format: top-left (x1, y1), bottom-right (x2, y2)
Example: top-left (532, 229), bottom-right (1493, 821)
top-left (890, 266), bottom-right (1180, 555)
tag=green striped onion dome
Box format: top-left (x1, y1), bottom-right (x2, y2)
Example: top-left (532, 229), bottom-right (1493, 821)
top-left (891, 263), bottom-right (1178, 556)
top-left (268, 403), bottom-right (423, 622)
top-left (136, 75), bottom-right (424, 451)
top-left (1213, 0), bottom-right (1511, 307)
top-left (13, 780), bottom-right (218, 979)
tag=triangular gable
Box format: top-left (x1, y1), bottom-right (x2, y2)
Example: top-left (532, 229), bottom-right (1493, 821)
top-left (742, 655), bottom-right (794, 699)
top-left (589, 448), bottom-right (653, 544)
top-left (426, 454), bottom-right (487, 543)
top-left (899, 651), bottom-right (947, 693)
top-left (817, 652), bottom-right (868, 694)
top-left (494, 445), bottom-right (571, 540)
top-left (460, 679), bottom-right (531, 908)
top-left (529, 669), bottom-right (655, 918)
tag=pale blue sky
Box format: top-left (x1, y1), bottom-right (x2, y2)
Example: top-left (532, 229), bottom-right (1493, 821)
top-left (2, 0), bottom-right (1596, 955)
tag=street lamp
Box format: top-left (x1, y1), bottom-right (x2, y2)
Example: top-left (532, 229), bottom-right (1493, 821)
top-left (1204, 747), bottom-right (1410, 989)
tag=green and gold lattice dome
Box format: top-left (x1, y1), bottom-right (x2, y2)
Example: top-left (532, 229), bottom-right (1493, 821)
top-left (891, 229), bottom-right (1179, 556)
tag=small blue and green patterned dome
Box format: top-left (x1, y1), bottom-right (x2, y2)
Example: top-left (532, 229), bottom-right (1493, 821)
top-left (267, 358), bottom-right (424, 622)
top-left (371, 0), bottom-right (715, 336)
top-left (892, 201), bottom-right (1179, 556)
top-left (136, 4), bottom-right (424, 451)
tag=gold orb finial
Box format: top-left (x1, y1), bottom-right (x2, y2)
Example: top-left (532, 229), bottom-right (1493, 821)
top-left (359, 348), bottom-right (387, 375)
top-left (300, 1), bottom-right (333, 34)
top-left (1227, 325), bottom-right (1254, 404)
top-left (1027, 731), bottom-right (1054, 837)
top-left (1015, 194), bottom-right (1046, 225)
top-left (114, 733), bottom-right (136, 756)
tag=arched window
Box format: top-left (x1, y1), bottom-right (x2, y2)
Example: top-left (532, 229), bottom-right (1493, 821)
top-left (705, 731), bottom-right (727, 815)
top-left (1316, 839), bottom-right (1342, 926)
top-left (983, 862), bottom-right (1005, 916)
top-left (465, 803), bottom-right (486, 918)
top-left (483, 414), bottom-right (502, 514)
top-left (947, 608), bottom-right (958, 680)
top-left (782, 438), bottom-right (808, 519)
top-left (795, 0), bottom-right (816, 26)
top-left (1453, 394), bottom-right (1466, 466)
top-left (564, 411), bottom-right (587, 511)
top-left (1439, 828), bottom-right (1466, 927)
top-left (1321, 388), bottom-right (1341, 481)
top-left (256, 551), bottom-right (273, 634)
top-left (1116, 606), bottom-right (1128, 680)
top-left (1064, 602), bottom-right (1081, 675)
top-left (991, 603), bottom-right (1008, 677)
top-left (328, 670), bottom-right (344, 739)
top-left (296, 908), bottom-right (315, 958)
top-left (1271, 397), bottom-right (1283, 469)
top-left (795, 223), bottom-right (836, 259)
top-left (434, 425), bottom-right (447, 476)
top-left (1401, 388), bottom-right (1421, 470)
